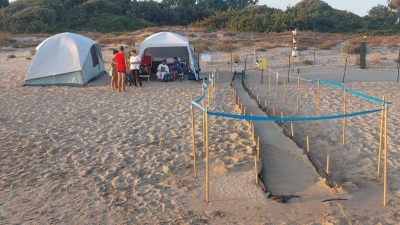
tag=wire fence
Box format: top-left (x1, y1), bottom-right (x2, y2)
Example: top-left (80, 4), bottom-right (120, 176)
top-left (198, 47), bottom-right (400, 83)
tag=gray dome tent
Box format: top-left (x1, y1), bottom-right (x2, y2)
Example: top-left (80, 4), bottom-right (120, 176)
top-left (24, 32), bottom-right (105, 86)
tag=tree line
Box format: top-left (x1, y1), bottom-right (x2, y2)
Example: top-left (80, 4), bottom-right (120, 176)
top-left (0, 0), bottom-right (399, 35)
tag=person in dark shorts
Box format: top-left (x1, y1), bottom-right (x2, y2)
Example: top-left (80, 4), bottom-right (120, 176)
top-left (129, 50), bottom-right (142, 87)
top-left (110, 46), bottom-right (129, 92)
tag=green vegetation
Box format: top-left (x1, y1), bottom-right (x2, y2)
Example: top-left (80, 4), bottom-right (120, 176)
top-left (0, 0), bottom-right (399, 34)
top-left (303, 59), bottom-right (313, 65)
top-left (7, 54), bottom-right (16, 59)
top-left (341, 42), bottom-right (361, 54)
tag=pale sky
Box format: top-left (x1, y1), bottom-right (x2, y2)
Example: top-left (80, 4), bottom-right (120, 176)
top-left (8, 0), bottom-right (388, 17)
top-left (258, 0), bottom-right (389, 16)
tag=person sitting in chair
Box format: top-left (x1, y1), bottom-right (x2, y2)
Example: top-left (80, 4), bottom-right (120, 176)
top-left (156, 60), bottom-right (170, 80)
top-left (171, 57), bottom-right (182, 80)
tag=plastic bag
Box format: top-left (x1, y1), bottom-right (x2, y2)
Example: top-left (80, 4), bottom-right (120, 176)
top-left (109, 68), bottom-right (113, 76)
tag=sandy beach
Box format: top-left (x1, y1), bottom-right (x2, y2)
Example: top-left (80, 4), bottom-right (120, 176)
top-left (1, 29), bottom-right (400, 224)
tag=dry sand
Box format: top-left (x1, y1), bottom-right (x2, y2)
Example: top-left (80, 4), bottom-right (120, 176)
top-left (0, 30), bottom-right (400, 224)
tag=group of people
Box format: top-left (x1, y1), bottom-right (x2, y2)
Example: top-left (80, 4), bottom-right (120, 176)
top-left (110, 46), bottom-right (184, 92)
top-left (110, 46), bottom-right (142, 92)
top-left (156, 57), bottom-right (182, 81)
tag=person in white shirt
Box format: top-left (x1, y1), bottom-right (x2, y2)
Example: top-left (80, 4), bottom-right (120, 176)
top-left (129, 50), bottom-right (142, 86)
top-left (156, 60), bottom-right (170, 80)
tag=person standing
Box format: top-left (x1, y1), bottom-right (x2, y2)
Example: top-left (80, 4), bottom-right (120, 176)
top-left (111, 46), bottom-right (129, 92)
top-left (110, 49), bottom-right (118, 90)
top-left (129, 50), bottom-right (142, 87)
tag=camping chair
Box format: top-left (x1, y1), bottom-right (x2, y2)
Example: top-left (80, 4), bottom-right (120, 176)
top-left (140, 55), bottom-right (152, 82)
top-left (178, 71), bottom-right (185, 81)
top-left (178, 61), bottom-right (187, 81)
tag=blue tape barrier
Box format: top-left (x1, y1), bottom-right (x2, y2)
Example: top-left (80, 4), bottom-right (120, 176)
top-left (193, 67), bottom-right (219, 104)
top-left (191, 67), bottom-right (384, 122)
top-left (347, 89), bottom-right (387, 105)
top-left (313, 79), bottom-right (389, 105)
top-left (206, 108), bottom-right (382, 122)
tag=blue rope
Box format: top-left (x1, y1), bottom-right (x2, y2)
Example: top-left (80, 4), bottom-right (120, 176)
top-left (314, 79), bottom-right (389, 104)
top-left (192, 68), bottom-right (385, 122)
top-left (195, 69), bottom-right (217, 102)
top-left (206, 108), bottom-right (382, 121)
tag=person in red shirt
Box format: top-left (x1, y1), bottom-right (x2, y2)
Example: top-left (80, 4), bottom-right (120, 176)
top-left (111, 46), bottom-right (129, 92)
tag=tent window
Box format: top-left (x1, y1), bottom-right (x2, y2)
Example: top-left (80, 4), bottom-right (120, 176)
top-left (90, 45), bottom-right (99, 67)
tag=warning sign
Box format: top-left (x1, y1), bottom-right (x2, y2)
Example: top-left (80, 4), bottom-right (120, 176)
top-left (258, 58), bottom-right (267, 68)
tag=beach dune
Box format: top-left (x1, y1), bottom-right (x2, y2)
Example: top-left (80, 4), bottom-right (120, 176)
top-left (0, 30), bottom-right (400, 224)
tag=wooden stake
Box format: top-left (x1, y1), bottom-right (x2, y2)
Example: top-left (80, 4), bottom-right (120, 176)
top-left (216, 72), bottom-right (218, 89)
top-left (252, 122), bottom-right (255, 141)
top-left (210, 74), bottom-right (213, 100)
top-left (275, 72), bottom-right (278, 98)
top-left (268, 69), bottom-right (271, 92)
top-left (254, 155), bottom-right (259, 184)
top-left (205, 107), bottom-right (209, 203)
top-left (234, 89), bottom-right (237, 104)
top-left (283, 74), bottom-right (286, 104)
top-left (190, 94), bottom-right (197, 178)
top-left (214, 74), bottom-right (216, 99)
top-left (317, 78), bottom-right (320, 125)
top-left (264, 101), bottom-right (267, 111)
top-left (326, 155), bottom-right (330, 174)
top-left (207, 75), bottom-right (210, 108)
top-left (261, 68), bottom-right (264, 84)
top-left (244, 107), bottom-right (246, 116)
top-left (306, 136), bottom-right (310, 152)
top-left (273, 107), bottom-right (275, 117)
top-left (383, 100), bottom-right (388, 206)
top-left (342, 87), bottom-right (347, 146)
top-left (235, 90), bottom-right (237, 104)
top-left (291, 123), bottom-right (294, 137)
top-left (377, 96), bottom-right (385, 178)
top-left (257, 137), bottom-right (260, 160)
top-left (281, 112), bottom-right (284, 122)
top-left (297, 75), bottom-right (300, 112)
top-left (202, 92), bottom-right (206, 148)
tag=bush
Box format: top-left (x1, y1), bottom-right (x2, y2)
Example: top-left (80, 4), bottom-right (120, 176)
top-left (194, 41), bottom-right (210, 53)
top-left (29, 49), bottom-right (36, 56)
top-left (7, 54), bottom-right (16, 59)
top-left (0, 33), bottom-right (13, 46)
top-left (303, 59), bottom-right (313, 65)
top-left (317, 40), bottom-right (339, 50)
top-left (370, 57), bottom-right (380, 64)
top-left (341, 42), bottom-right (361, 54)
top-left (213, 41), bottom-right (232, 52)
